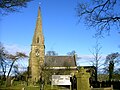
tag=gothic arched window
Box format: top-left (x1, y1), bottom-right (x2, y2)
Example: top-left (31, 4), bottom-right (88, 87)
top-left (37, 37), bottom-right (39, 43)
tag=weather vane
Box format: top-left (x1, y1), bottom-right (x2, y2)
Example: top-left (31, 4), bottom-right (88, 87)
top-left (39, 1), bottom-right (41, 7)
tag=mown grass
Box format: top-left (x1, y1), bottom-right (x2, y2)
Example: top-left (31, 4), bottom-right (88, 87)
top-left (0, 81), bottom-right (69, 90)
top-left (0, 84), bottom-right (66, 90)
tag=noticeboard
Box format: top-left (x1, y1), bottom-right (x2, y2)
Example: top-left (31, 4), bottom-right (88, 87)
top-left (52, 75), bottom-right (71, 85)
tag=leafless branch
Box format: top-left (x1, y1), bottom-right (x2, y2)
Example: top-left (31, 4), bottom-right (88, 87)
top-left (77, 0), bottom-right (120, 36)
top-left (0, 0), bottom-right (32, 14)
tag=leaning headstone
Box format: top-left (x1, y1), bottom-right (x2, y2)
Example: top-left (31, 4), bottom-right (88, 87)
top-left (11, 77), bottom-right (15, 86)
top-left (22, 87), bottom-right (25, 90)
top-left (76, 67), bottom-right (90, 90)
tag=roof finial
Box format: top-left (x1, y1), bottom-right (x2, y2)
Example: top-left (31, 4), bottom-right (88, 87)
top-left (39, 1), bottom-right (41, 8)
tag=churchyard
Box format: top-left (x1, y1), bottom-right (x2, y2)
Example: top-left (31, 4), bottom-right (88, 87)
top-left (0, 67), bottom-right (120, 90)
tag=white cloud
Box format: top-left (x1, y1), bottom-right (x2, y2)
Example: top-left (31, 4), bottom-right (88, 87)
top-left (4, 44), bottom-right (30, 55)
top-left (77, 54), bottom-right (106, 66)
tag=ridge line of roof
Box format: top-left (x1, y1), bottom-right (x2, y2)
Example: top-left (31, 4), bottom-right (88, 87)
top-left (45, 56), bottom-right (74, 57)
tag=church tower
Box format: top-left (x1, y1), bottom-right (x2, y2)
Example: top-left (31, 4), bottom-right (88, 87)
top-left (29, 7), bottom-right (45, 83)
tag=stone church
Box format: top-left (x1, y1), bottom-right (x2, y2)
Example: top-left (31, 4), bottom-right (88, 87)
top-left (28, 7), bottom-right (77, 83)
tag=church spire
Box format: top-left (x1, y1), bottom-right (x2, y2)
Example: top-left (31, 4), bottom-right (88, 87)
top-left (38, 6), bottom-right (41, 19)
top-left (32, 6), bottom-right (44, 45)
top-left (29, 7), bottom-right (45, 83)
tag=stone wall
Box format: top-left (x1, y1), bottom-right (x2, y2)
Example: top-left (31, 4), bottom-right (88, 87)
top-left (91, 87), bottom-right (113, 90)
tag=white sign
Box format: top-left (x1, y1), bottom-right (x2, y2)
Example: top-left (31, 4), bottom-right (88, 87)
top-left (52, 75), bottom-right (71, 85)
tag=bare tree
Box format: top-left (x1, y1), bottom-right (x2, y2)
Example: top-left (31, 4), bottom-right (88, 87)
top-left (104, 52), bottom-right (120, 81)
top-left (46, 51), bottom-right (58, 56)
top-left (89, 39), bottom-right (102, 82)
top-left (0, 43), bottom-right (28, 86)
top-left (0, 0), bottom-right (32, 15)
top-left (0, 42), bottom-right (8, 80)
top-left (67, 50), bottom-right (76, 56)
top-left (67, 50), bottom-right (81, 65)
top-left (76, 0), bottom-right (120, 36)
top-left (6, 52), bottom-right (28, 86)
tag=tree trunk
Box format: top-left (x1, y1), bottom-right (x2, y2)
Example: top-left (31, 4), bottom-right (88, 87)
top-left (5, 60), bottom-right (15, 87)
top-left (108, 61), bottom-right (114, 81)
top-left (95, 67), bottom-right (98, 82)
top-left (1, 61), bottom-right (7, 80)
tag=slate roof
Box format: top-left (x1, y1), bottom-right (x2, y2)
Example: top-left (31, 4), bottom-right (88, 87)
top-left (44, 56), bottom-right (76, 67)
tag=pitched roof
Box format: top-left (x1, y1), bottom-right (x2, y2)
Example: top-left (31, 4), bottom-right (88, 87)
top-left (44, 56), bottom-right (76, 67)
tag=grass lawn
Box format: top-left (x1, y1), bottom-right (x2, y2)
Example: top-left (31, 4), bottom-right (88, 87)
top-left (0, 84), bottom-right (67, 90)
top-left (0, 81), bottom-right (69, 90)
top-left (26, 85), bottom-right (63, 90)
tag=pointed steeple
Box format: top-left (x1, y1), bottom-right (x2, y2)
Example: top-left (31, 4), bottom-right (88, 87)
top-left (29, 7), bottom-right (45, 83)
top-left (32, 6), bottom-right (44, 45)
top-left (38, 6), bottom-right (41, 19)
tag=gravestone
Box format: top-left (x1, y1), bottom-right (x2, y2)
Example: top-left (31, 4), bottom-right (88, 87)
top-left (76, 67), bottom-right (90, 90)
